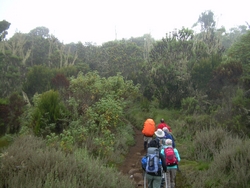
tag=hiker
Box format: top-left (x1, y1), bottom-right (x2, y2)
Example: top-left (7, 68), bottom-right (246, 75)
top-left (142, 118), bottom-right (156, 150)
top-left (161, 139), bottom-right (180, 188)
top-left (162, 127), bottom-right (175, 148)
top-left (157, 118), bottom-right (172, 132)
top-left (154, 128), bottom-right (166, 149)
top-left (141, 139), bottom-right (167, 188)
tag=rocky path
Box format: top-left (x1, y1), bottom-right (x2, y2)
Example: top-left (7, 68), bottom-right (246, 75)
top-left (118, 128), bottom-right (146, 187)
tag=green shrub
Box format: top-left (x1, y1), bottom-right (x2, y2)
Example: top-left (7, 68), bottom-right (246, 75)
top-left (84, 96), bottom-right (133, 160)
top-left (191, 137), bottom-right (250, 188)
top-left (0, 135), bottom-right (134, 188)
top-left (181, 97), bottom-right (199, 114)
top-left (23, 65), bottom-right (53, 98)
top-left (0, 134), bottom-right (13, 150)
top-left (192, 127), bottom-right (230, 162)
top-left (173, 114), bottom-right (216, 140)
top-left (31, 90), bottom-right (69, 137)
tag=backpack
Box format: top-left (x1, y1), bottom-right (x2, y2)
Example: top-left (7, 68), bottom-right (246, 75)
top-left (145, 147), bottom-right (161, 174)
top-left (142, 119), bottom-right (156, 137)
top-left (164, 147), bottom-right (178, 166)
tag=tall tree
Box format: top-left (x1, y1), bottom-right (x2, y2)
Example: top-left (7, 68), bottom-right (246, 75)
top-left (5, 32), bottom-right (31, 65)
top-left (25, 27), bottom-right (50, 66)
top-left (221, 25), bottom-right (248, 51)
top-left (194, 10), bottom-right (216, 32)
top-left (23, 65), bottom-right (53, 98)
top-left (0, 52), bottom-right (23, 97)
top-left (227, 30), bottom-right (250, 89)
top-left (149, 28), bottom-right (195, 108)
top-left (0, 20), bottom-right (11, 41)
top-left (101, 40), bottom-right (144, 79)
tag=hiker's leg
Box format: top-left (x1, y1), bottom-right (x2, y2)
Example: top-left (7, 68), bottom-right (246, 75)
top-left (147, 137), bottom-right (153, 149)
top-left (146, 173), bottom-right (153, 188)
top-left (169, 169), bottom-right (177, 188)
top-left (166, 170), bottom-right (171, 188)
top-left (144, 136), bottom-right (153, 150)
top-left (143, 136), bottom-right (147, 150)
top-left (147, 137), bottom-right (153, 145)
top-left (144, 141), bottom-right (147, 150)
top-left (152, 175), bottom-right (162, 188)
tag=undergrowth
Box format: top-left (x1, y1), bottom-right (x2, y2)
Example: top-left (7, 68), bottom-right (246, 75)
top-left (0, 135), bottom-right (134, 188)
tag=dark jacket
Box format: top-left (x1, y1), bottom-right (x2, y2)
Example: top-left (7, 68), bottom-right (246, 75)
top-left (164, 133), bottom-right (175, 148)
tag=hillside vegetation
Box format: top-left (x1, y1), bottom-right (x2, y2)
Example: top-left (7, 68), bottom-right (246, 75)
top-left (0, 11), bottom-right (250, 187)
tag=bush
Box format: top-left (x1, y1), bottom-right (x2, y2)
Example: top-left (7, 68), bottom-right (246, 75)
top-left (192, 127), bottom-right (230, 162)
top-left (181, 97), bottom-right (199, 114)
top-left (31, 90), bottom-right (69, 137)
top-left (0, 135), bottom-right (134, 188)
top-left (191, 136), bottom-right (250, 188)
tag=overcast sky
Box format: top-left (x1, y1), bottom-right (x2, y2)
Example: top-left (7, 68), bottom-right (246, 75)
top-left (0, 0), bottom-right (248, 45)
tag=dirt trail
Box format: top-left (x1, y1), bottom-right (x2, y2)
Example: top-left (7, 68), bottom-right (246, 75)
top-left (118, 128), bottom-right (146, 186)
top-left (118, 127), bottom-right (183, 188)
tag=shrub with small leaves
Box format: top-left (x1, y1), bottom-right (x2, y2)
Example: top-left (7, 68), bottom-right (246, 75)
top-left (85, 96), bottom-right (126, 157)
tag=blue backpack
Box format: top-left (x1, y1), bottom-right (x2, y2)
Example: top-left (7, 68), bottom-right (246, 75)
top-left (141, 147), bottom-right (161, 174)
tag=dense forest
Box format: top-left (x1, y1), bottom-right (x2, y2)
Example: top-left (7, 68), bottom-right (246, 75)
top-left (0, 10), bottom-right (250, 187)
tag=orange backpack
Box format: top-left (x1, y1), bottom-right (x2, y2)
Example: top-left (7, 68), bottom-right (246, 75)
top-left (142, 119), bottom-right (156, 137)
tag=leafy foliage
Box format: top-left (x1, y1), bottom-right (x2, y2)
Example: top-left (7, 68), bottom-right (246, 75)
top-left (0, 52), bottom-right (24, 97)
top-left (196, 10), bottom-right (216, 31)
top-left (0, 93), bottom-right (26, 135)
top-left (67, 71), bottom-right (140, 160)
top-left (85, 96), bottom-right (125, 157)
top-left (149, 28), bottom-right (195, 108)
top-left (191, 54), bottom-right (221, 90)
top-left (207, 60), bottom-right (243, 100)
top-left (23, 65), bottom-right (53, 98)
top-left (227, 30), bottom-right (250, 89)
top-left (31, 90), bottom-right (69, 137)
top-left (68, 71), bottom-right (140, 117)
top-left (0, 20), bottom-right (10, 41)
top-left (227, 30), bottom-right (250, 65)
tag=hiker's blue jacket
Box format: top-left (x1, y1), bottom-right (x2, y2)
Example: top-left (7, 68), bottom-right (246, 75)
top-left (164, 133), bottom-right (175, 148)
top-left (160, 146), bottom-right (180, 169)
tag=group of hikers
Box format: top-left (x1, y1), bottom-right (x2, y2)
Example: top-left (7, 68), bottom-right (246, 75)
top-left (141, 118), bottom-right (180, 188)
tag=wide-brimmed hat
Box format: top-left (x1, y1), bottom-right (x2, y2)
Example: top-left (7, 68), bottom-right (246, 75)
top-left (154, 129), bottom-right (165, 138)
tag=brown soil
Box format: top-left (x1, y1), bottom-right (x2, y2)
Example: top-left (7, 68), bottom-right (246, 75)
top-left (118, 128), bottom-right (146, 186)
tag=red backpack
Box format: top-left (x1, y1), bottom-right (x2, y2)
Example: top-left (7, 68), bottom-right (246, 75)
top-left (164, 147), bottom-right (178, 166)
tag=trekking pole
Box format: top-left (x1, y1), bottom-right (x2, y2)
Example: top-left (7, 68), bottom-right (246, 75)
top-left (143, 172), bottom-right (147, 188)
top-left (164, 171), bottom-right (168, 188)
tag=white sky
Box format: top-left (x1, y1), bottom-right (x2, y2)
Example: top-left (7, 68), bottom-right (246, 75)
top-left (0, 0), bottom-right (249, 45)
